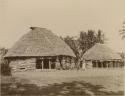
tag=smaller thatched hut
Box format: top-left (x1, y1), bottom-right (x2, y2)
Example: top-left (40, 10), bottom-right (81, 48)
top-left (5, 27), bottom-right (76, 71)
top-left (82, 43), bottom-right (122, 68)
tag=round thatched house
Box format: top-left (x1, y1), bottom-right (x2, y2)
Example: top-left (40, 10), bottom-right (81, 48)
top-left (82, 43), bottom-right (122, 68)
top-left (5, 27), bottom-right (76, 71)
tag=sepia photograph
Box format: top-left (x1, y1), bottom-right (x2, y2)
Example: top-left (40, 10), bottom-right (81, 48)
top-left (0, 0), bottom-right (125, 96)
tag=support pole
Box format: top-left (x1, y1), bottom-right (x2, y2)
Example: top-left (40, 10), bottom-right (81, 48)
top-left (41, 58), bottom-right (43, 70)
top-left (111, 61), bottom-right (113, 68)
top-left (49, 58), bottom-right (51, 69)
top-left (108, 61), bottom-right (110, 68)
top-left (110, 61), bottom-right (112, 68)
top-left (62, 57), bottom-right (66, 69)
top-left (114, 61), bottom-right (116, 68)
top-left (112, 62), bottom-right (114, 68)
top-left (118, 62), bottom-right (119, 68)
top-left (117, 62), bottom-right (119, 68)
top-left (71, 57), bottom-right (75, 69)
top-left (113, 61), bottom-right (115, 68)
top-left (96, 61), bottom-right (98, 68)
top-left (55, 56), bottom-right (60, 70)
top-left (102, 62), bottom-right (103, 68)
top-left (100, 61), bottom-right (102, 68)
top-left (106, 62), bottom-right (108, 68)
top-left (94, 61), bottom-right (96, 68)
top-left (115, 61), bottom-right (117, 68)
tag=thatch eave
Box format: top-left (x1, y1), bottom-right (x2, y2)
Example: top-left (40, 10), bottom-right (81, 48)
top-left (5, 27), bottom-right (75, 58)
top-left (82, 43), bottom-right (122, 61)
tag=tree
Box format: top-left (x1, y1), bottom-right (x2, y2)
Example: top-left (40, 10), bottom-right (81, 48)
top-left (63, 36), bottom-right (79, 59)
top-left (96, 30), bottom-right (105, 44)
top-left (63, 29), bottom-right (105, 63)
top-left (0, 47), bottom-right (11, 76)
top-left (119, 21), bottom-right (125, 39)
top-left (0, 48), bottom-right (8, 64)
top-left (78, 30), bottom-right (105, 54)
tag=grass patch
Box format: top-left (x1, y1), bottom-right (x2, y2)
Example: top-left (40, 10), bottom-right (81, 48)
top-left (1, 69), bottom-right (124, 96)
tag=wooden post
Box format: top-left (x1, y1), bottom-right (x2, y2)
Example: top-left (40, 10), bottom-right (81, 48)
top-left (117, 62), bottom-right (119, 68)
top-left (61, 57), bottom-right (65, 69)
top-left (66, 57), bottom-right (70, 69)
top-left (112, 62), bottom-right (114, 68)
top-left (115, 61), bottom-right (117, 68)
top-left (108, 61), bottom-right (110, 68)
top-left (41, 58), bottom-right (43, 70)
top-left (106, 61), bottom-right (109, 68)
top-left (49, 58), bottom-right (51, 69)
top-left (110, 61), bottom-right (112, 68)
top-left (71, 57), bottom-right (75, 69)
top-left (95, 61), bottom-right (97, 68)
top-left (114, 61), bottom-right (116, 68)
top-left (96, 61), bottom-right (98, 68)
top-left (100, 61), bottom-right (102, 68)
top-left (65, 57), bottom-right (68, 69)
top-left (102, 62), bottom-right (104, 68)
top-left (106, 62), bottom-right (108, 68)
top-left (117, 61), bottom-right (119, 68)
top-left (111, 61), bottom-right (113, 68)
top-left (55, 56), bottom-right (60, 70)
top-left (94, 61), bottom-right (96, 68)
top-left (112, 61), bottom-right (114, 68)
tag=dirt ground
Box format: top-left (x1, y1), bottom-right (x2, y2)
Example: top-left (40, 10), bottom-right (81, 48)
top-left (1, 68), bottom-right (125, 96)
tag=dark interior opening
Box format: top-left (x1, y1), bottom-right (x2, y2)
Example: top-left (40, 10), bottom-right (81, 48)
top-left (20, 67), bottom-right (26, 70)
top-left (36, 59), bottom-right (42, 69)
top-left (80, 61), bottom-right (83, 68)
top-left (113, 61), bottom-right (115, 67)
top-left (98, 62), bottom-right (101, 68)
top-left (43, 59), bottom-right (49, 69)
top-left (103, 62), bottom-right (106, 68)
top-left (92, 61), bottom-right (96, 67)
top-left (51, 59), bottom-right (56, 69)
top-left (36, 58), bottom-right (56, 69)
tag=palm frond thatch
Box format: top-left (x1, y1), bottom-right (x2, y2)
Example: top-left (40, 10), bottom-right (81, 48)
top-left (82, 43), bottom-right (121, 60)
top-left (5, 27), bottom-right (75, 57)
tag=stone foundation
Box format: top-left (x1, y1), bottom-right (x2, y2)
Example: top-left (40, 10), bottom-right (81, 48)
top-left (9, 58), bottom-right (36, 72)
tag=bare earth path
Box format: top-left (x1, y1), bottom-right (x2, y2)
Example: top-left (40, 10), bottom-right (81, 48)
top-left (1, 68), bottom-right (124, 96)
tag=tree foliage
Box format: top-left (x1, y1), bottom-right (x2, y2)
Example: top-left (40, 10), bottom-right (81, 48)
top-left (119, 21), bottom-right (125, 39)
top-left (63, 30), bottom-right (105, 61)
top-left (63, 36), bottom-right (79, 59)
top-left (0, 47), bottom-right (11, 76)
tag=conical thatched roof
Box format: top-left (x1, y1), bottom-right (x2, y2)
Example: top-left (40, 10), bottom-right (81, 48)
top-left (5, 27), bottom-right (75, 57)
top-left (82, 43), bottom-right (121, 60)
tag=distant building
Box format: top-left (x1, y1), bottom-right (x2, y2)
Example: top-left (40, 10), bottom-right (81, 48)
top-left (121, 53), bottom-right (125, 66)
top-left (0, 48), bottom-right (7, 64)
top-left (5, 27), bottom-right (76, 71)
top-left (82, 43), bottom-right (123, 68)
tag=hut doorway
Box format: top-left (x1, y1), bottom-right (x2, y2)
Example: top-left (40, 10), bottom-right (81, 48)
top-left (36, 59), bottom-right (42, 69)
top-left (36, 58), bottom-right (55, 69)
top-left (98, 62), bottom-right (101, 68)
top-left (36, 59), bottom-right (49, 69)
top-left (43, 59), bottom-right (49, 69)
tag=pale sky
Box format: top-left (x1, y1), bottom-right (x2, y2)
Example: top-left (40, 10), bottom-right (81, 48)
top-left (0, 0), bottom-right (125, 52)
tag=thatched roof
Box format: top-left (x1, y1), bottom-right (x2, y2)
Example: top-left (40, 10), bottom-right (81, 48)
top-left (5, 27), bottom-right (75, 58)
top-left (82, 43), bottom-right (121, 60)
